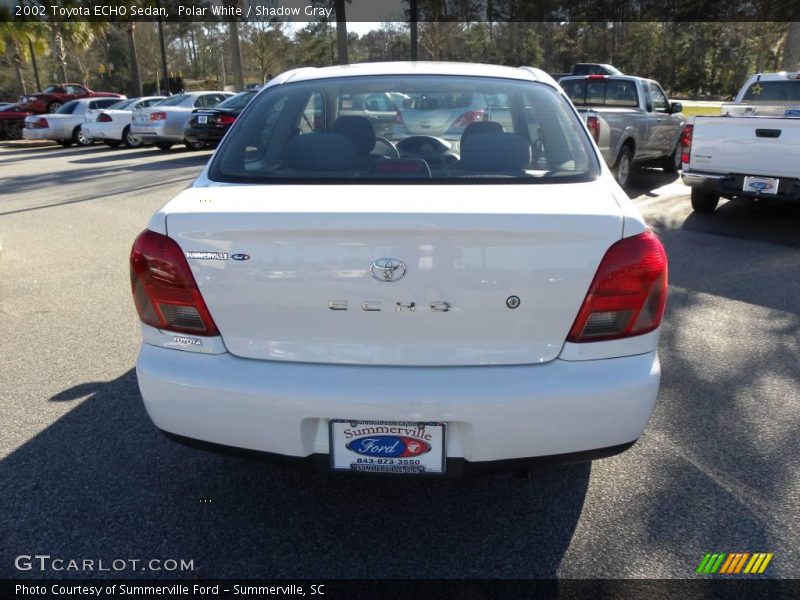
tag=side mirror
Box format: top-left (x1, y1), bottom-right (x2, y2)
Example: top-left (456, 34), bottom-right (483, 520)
top-left (670, 101), bottom-right (683, 114)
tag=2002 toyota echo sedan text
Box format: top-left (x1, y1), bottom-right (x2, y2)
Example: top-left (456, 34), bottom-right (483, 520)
top-left (130, 62), bottom-right (668, 477)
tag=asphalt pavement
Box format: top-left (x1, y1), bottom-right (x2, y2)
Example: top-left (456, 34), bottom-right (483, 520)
top-left (0, 141), bottom-right (798, 579)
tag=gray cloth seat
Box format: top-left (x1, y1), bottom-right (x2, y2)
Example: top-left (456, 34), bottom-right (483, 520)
top-left (459, 132), bottom-right (532, 173)
top-left (331, 116), bottom-right (377, 167)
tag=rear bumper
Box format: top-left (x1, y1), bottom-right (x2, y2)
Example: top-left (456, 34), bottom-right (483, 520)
top-left (22, 128), bottom-right (60, 140)
top-left (184, 126), bottom-right (226, 144)
top-left (131, 124), bottom-right (180, 143)
top-left (137, 343), bottom-right (660, 471)
top-left (682, 170), bottom-right (800, 201)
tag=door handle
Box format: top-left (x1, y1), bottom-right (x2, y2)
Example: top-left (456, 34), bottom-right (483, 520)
top-left (756, 129), bottom-right (781, 138)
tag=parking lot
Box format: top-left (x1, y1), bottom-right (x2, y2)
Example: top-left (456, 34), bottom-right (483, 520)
top-left (0, 140), bottom-right (798, 579)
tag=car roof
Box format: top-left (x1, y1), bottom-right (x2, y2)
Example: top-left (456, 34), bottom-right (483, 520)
top-left (746, 72), bottom-right (800, 82)
top-left (267, 62), bottom-right (553, 87)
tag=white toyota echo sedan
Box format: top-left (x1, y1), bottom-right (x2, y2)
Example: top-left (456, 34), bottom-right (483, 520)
top-left (131, 62), bottom-right (667, 477)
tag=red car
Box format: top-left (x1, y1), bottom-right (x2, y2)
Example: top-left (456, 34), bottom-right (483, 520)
top-left (18, 84), bottom-right (125, 114)
top-left (0, 104), bottom-right (32, 140)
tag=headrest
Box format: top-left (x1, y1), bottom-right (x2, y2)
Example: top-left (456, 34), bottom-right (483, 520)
top-left (331, 116), bottom-right (376, 156)
top-left (460, 132), bottom-right (532, 171)
top-left (461, 120), bottom-right (503, 143)
top-left (287, 133), bottom-right (356, 171)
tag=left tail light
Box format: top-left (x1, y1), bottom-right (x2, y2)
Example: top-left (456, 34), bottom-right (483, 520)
top-left (150, 111), bottom-right (167, 121)
top-left (679, 123), bottom-right (693, 165)
top-left (130, 230), bottom-right (219, 336)
top-left (567, 230), bottom-right (667, 343)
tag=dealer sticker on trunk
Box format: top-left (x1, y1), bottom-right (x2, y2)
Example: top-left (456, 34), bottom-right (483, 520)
top-left (330, 420), bottom-right (445, 475)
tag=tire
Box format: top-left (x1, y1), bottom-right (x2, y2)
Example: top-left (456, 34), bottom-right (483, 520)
top-left (663, 143), bottom-right (682, 173)
top-left (57, 139), bottom-right (73, 147)
top-left (5, 122), bottom-right (22, 140)
top-left (72, 126), bottom-right (92, 147)
top-left (184, 138), bottom-right (206, 151)
top-left (613, 145), bottom-right (633, 188)
top-left (47, 101), bottom-right (63, 113)
top-left (156, 142), bottom-right (174, 151)
top-left (104, 140), bottom-right (122, 148)
top-left (122, 125), bottom-right (142, 148)
top-left (690, 189), bottom-right (720, 214)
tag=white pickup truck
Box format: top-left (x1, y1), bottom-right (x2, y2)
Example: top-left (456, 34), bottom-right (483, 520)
top-left (681, 71), bottom-right (800, 213)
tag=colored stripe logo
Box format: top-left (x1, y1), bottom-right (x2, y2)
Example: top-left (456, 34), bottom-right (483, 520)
top-left (696, 552), bottom-right (773, 574)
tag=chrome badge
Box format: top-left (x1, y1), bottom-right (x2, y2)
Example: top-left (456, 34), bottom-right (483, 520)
top-left (370, 258), bottom-right (406, 283)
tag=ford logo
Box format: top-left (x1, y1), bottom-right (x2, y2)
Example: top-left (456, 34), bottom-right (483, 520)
top-left (370, 258), bottom-right (406, 282)
top-left (231, 253), bottom-right (250, 261)
top-left (748, 182), bottom-right (773, 192)
top-left (346, 436), bottom-right (431, 458)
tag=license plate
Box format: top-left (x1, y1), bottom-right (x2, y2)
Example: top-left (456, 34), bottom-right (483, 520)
top-left (330, 420), bottom-right (446, 475)
top-left (743, 176), bottom-right (779, 195)
top-left (198, 115), bottom-right (208, 124)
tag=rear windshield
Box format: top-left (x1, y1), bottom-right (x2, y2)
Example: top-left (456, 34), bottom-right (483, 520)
top-left (57, 101), bottom-right (78, 114)
top-left (157, 94), bottom-right (189, 107)
top-left (742, 80), bottom-right (800, 102)
top-left (43, 85), bottom-right (64, 94)
top-left (108, 99), bottom-right (137, 110)
top-left (218, 91), bottom-right (256, 110)
top-left (561, 78), bottom-right (639, 107)
top-left (209, 75), bottom-right (599, 184)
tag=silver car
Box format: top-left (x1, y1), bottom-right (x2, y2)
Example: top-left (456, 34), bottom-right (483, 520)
top-left (131, 91), bottom-right (234, 151)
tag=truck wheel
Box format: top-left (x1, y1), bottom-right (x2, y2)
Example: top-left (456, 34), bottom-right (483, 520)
top-left (156, 142), bottom-right (174, 151)
top-left (690, 189), bottom-right (719, 214)
top-left (47, 101), bottom-right (63, 113)
top-left (613, 146), bottom-right (633, 188)
top-left (663, 144), bottom-right (682, 173)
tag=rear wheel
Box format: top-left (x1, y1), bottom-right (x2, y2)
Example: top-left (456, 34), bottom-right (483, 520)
top-left (5, 122), bottom-right (22, 140)
top-left (57, 139), bottom-right (73, 147)
top-left (663, 144), bottom-right (682, 173)
top-left (104, 139), bottom-right (122, 148)
top-left (47, 101), bottom-right (63, 113)
top-left (72, 126), bottom-right (92, 147)
top-left (613, 146), bottom-right (633, 188)
top-left (156, 142), bottom-right (174, 151)
top-left (122, 126), bottom-right (142, 148)
top-left (690, 189), bottom-right (720, 214)
top-left (184, 138), bottom-right (206, 151)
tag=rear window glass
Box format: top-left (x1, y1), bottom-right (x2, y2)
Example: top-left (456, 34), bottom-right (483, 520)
top-left (561, 79), bottom-right (639, 107)
top-left (218, 92), bottom-right (256, 110)
top-left (742, 80), bottom-right (800, 102)
top-left (209, 75), bottom-right (599, 184)
top-left (157, 94), bottom-right (189, 107)
top-left (57, 101), bottom-right (78, 114)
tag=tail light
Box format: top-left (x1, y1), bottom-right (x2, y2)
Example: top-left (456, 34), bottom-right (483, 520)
top-left (394, 111), bottom-right (404, 124)
top-left (150, 111), bottom-right (167, 121)
top-left (130, 230), bottom-right (219, 336)
top-left (567, 231), bottom-right (667, 343)
top-left (217, 114), bottom-right (236, 126)
top-left (588, 74), bottom-right (608, 79)
top-left (28, 117), bottom-right (48, 129)
top-left (679, 123), bottom-right (693, 165)
top-left (586, 115), bottom-right (600, 143)
top-left (97, 113), bottom-right (112, 123)
top-left (452, 110), bottom-right (486, 128)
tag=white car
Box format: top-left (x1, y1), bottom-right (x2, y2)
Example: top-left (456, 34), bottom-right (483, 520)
top-left (130, 91), bottom-right (233, 151)
top-left (131, 62), bottom-right (667, 477)
top-left (22, 97), bottom-right (121, 146)
top-left (81, 96), bottom-right (166, 148)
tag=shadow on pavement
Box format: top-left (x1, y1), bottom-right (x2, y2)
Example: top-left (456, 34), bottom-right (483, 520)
top-left (0, 369), bottom-right (590, 578)
top-left (626, 167), bottom-right (680, 197)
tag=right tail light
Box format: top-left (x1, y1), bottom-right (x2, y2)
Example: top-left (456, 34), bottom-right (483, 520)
top-left (130, 230), bottom-right (219, 336)
top-left (568, 231), bottom-right (667, 343)
top-left (150, 111), bottom-right (167, 121)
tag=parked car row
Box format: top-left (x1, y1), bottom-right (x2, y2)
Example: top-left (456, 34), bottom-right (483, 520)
top-left (11, 89), bottom-right (256, 150)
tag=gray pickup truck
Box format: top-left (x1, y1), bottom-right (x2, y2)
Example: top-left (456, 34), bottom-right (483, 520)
top-left (560, 75), bottom-right (685, 187)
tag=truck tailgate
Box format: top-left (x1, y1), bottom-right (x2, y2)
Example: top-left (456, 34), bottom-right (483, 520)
top-left (690, 116), bottom-right (800, 178)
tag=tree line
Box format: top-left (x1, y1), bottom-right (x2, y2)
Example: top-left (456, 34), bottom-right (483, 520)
top-left (1, 19), bottom-right (799, 101)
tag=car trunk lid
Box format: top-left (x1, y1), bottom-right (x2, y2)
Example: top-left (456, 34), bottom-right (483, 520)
top-left (163, 183), bottom-right (623, 366)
